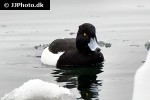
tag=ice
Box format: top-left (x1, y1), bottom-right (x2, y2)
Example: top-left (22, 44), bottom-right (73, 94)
top-left (1, 79), bottom-right (75, 100)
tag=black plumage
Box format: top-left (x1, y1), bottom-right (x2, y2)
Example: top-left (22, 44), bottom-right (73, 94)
top-left (48, 23), bottom-right (104, 67)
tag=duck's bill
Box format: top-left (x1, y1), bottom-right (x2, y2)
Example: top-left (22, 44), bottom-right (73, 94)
top-left (88, 38), bottom-right (100, 51)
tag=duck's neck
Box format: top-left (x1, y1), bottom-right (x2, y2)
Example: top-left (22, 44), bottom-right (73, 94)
top-left (76, 40), bottom-right (92, 55)
top-left (77, 50), bottom-right (93, 55)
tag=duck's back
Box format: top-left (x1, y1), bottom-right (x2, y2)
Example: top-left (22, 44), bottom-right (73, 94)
top-left (49, 38), bottom-right (76, 54)
top-left (41, 38), bottom-right (76, 66)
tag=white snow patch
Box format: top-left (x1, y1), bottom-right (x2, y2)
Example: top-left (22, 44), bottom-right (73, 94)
top-left (1, 79), bottom-right (75, 100)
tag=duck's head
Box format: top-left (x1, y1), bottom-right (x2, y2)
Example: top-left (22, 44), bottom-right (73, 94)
top-left (76, 23), bottom-right (101, 54)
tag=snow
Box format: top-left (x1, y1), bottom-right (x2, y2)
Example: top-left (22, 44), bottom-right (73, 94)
top-left (1, 79), bottom-right (75, 100)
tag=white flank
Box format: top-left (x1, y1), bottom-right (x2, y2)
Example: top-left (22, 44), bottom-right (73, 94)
top-left (41, 47), bottom-right (64, 66)
top-left (1, 79), bottom-right (75, 100)
top-left (132, 50), bottom-right (150, 100)
top-left (88, 38), bottom-right (100, 51)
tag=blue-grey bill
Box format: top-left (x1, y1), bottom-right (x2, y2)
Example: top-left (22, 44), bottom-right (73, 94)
top-left (88, 38), bottom-right (100, 51)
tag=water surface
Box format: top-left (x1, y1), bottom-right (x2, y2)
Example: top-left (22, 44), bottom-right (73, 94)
top-left (1, 0), bottom-right (150, 100)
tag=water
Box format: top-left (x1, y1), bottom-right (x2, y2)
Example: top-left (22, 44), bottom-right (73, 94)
top-left (0, 24), bottom-right (148, 100)
top-left (52, 65), bottom-right (103, 100)
top-left (1, 0), bottom-right (150, 99)
top-left (0, 32), bottom-right (146, 100)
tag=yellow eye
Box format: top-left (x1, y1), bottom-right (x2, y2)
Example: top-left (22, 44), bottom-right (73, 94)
top-left (83, 33), bottom-right (86, 37)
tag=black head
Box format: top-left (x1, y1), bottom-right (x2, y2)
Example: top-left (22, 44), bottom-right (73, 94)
top-left (76, 23), bottom-right (101, 54)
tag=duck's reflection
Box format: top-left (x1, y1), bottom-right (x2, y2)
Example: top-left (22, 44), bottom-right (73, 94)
top-left (51, 64), bottom-right (103, 100)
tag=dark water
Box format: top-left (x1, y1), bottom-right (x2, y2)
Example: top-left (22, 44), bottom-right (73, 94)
top-left (52, 65), bottom-right (103, 100)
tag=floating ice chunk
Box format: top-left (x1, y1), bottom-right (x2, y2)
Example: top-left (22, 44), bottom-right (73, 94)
top-left (1, 79), bottom-right (75, 100)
